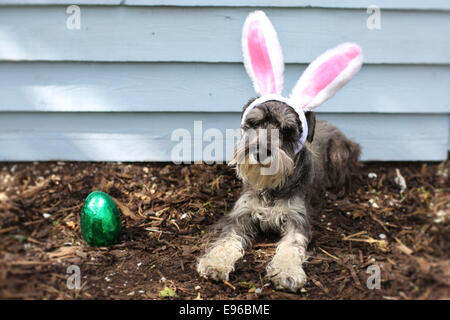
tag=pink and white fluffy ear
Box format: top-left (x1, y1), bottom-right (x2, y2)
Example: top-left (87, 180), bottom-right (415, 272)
top-left (242, 11), bottom-right (284, 96)
top-left (290, 43), bottom-right (363, 111)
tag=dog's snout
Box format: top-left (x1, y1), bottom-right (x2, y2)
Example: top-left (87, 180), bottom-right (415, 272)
top-left (257, 146), bottom-right (271, 162)
top-left (250, 144), bottom-right (272, 163)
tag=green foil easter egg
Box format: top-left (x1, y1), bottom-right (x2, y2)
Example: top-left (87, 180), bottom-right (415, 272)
top-left (80, 191), bottom-right (121, 246)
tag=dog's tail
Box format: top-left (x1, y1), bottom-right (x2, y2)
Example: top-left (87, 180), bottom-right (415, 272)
top-left (326, 133), bottom-right (361, 192)
top-left (310, 120), bottom-right (362, 192)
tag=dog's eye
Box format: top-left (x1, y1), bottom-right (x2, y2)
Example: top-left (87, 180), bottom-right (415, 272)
top-left (246, 119), bottom-right (259, 128)
top-left (280, 127), bottom-right (294, 135)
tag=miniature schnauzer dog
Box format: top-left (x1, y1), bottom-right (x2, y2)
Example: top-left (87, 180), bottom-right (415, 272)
top-left (196, 11), bottom-right (363, 292)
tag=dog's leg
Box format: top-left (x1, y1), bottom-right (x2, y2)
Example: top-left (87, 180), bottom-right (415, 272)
top-left (197, 202), bottom-right (255, 282)
top-left (266, 212), bottom-right (310, 292)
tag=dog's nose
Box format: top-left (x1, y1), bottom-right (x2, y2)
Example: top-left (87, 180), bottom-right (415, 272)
top-left (254, 146), bottom-right (271, 163)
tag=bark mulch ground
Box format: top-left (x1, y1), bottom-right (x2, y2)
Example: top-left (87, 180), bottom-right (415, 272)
top-left (0, 160), bottom-right (448, 300)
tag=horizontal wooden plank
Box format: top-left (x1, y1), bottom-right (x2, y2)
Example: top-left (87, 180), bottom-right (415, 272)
top-left (0, 62), bottom-right (448, 113)
top-left (0, 112), bottom-right (447, 161)
top-left (0, 1), bottom-right (449, 10)
top-left (126, 1), bottom-right (450, 10)
top-left (0, 1), bottom-right (122, 5)
top-left (0, 7), bottom-right (449, 63)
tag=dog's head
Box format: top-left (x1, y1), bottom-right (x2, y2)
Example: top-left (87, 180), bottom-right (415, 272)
top-left (230, 11), bottom-right (363, 190)
top-left (231, 99), bottom-right (315, 190)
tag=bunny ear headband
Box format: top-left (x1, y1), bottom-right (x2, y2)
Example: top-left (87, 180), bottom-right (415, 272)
top-left (241, 10), bottom-right (363, 153)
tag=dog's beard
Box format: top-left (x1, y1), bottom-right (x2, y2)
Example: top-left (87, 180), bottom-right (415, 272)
top-left (230, 143), bottom-right (294, 190)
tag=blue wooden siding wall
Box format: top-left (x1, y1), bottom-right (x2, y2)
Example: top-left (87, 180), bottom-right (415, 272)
top-left (0, 1), bottom-right (448, 161)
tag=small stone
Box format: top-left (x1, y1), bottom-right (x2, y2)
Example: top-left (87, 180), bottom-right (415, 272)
top-left (369, 199), bottom-right (379, 208)
top-left (0, 193), bottom-right (8, 202)
top-left (436, 210), bottom-right (447, 218)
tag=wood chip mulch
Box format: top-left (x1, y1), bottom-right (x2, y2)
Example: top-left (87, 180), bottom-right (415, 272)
top-left (0, 160), bottom-right (448, 300)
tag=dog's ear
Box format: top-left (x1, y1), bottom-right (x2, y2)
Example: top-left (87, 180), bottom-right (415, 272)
top-left (242, 98), bottom-right (257, 113)
top-left (305, 111), bottom-right (316, 143)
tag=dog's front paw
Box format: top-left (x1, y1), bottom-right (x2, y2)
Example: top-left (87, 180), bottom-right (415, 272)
top-left (266, 259), bottom-right (307, 292)
top-left (197, 255), bottom-right (234, 282)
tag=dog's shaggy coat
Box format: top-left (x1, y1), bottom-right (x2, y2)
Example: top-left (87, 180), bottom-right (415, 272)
top-left (197, 99), bottom-right (361, 292)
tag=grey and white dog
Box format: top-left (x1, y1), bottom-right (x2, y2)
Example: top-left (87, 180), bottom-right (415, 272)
top-left (196, 11), bottom-right (363, 292)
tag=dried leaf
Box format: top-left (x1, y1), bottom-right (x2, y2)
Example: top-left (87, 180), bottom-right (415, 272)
top-left (394, 169), bottom-right (407, 194)
top-left (21, 179), bottom-right (50, 198)
top-left (112, 197), bottom-right (140, 221)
